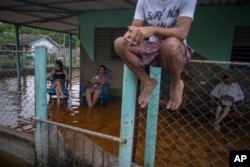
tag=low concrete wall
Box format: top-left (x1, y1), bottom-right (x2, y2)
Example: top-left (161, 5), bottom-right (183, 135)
top-left (0, 126), bottom-right (35, 165)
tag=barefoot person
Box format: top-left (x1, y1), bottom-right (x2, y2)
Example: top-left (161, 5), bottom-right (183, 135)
top-left (114, 0), bottom-right (197, 110)
top-left (86, 65), bottom-right (109, 108)
top-left (210, 74), bottom-right (244, 131)
top-left (47, 60), bottom-right (70, 104)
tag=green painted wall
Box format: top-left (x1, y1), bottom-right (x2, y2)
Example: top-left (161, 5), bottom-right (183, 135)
top-left (188, 4), bottom-right (250, 61)
top-left (80, 4), bottom-right (250, 61)
top-left (80, 9), bottom-right (135, 60)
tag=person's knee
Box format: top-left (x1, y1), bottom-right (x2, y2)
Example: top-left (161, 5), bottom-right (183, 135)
top-left (162, 37), bottom-right (184, 57)
top-left (93, 89), bottom-right (101, 96)
top-left (217, 106), bottom-right (222, 111)
top-left (86, 88), bottom-right (92, 94)
top-left (114, 37), bottom-right (126, 55)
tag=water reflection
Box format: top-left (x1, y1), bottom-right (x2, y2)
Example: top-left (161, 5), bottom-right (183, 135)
top-left (0, 69), bottom-right (81, 133)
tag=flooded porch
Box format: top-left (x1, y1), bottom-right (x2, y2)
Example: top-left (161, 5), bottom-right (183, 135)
top-left (1, 67), bottom-right (250, 166)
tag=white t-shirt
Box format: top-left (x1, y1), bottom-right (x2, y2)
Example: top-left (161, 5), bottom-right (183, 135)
top-left (210, 82), bottom-right (244, 105)
top-left (134, 0), bottom-right (197, 41)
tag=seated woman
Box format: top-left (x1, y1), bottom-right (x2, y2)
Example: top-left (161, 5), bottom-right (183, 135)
top-left (86, 65), bottom-right (109, 108)
top-left (47, 60), bottom-right (69, 104)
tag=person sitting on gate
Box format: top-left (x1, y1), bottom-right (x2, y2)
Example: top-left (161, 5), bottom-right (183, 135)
top-left (47, 60), bottom-right (70, 105)
top-left (114, 0), bottom-right (197, 111)
top-left (86, 65), bottom-right (109, 109)
top-left (210, 74), bottom-right (244, 131)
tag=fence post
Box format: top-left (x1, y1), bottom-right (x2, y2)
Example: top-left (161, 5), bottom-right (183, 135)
top-left (144, 67), bottom-right (161, 167)
top-left (35, 46), bottom-right (48, 166)
top-left (15, 24), bottom-right (21, 81)
top-left (69, 33), bottom-right (73, 76)
top-left (119, 65), bottom-right (137, 167)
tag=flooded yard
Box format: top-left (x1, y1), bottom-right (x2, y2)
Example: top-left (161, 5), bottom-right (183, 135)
top-left (0, 68), bottom-right (249, 167)
top-left (0, 68), bottom-right (82, 133)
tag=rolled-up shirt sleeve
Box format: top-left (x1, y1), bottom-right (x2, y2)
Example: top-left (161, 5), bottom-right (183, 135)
top-left (179, 0), bottom-right (197, 20)
top-left (134, 0), bottom-right (145, 21)
top-left (233, 83), bottom-right (244, 102)
top-left (210, 83), bottom-right (222, 99)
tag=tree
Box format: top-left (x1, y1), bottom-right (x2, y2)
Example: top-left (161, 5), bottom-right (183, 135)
top-left (0, 23), bottom-right (15, 49)
top-left (0, 22), bottom-right (80, 48)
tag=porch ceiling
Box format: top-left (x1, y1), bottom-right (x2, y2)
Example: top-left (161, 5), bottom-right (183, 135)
top-left (0, 0), bottom-right (246, 35)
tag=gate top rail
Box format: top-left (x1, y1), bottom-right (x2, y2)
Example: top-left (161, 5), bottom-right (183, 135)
top-left (190, 59), bottom-right (250, 66)
top-left (33, 117), bottom-right (126, 143)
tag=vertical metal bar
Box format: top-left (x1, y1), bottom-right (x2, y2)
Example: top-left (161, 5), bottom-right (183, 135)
top-left (63, 128), bottom-right (66, 167)
top-left (69, 34), bottom-right (73, 77)
top-left (35, 46), bottom-right (48, 166)
top-left (92, 140), bottom-right (94, 166)
top-left (15, 24), bottom-right (21, 81)
top-left (119, 65), bottom-right (137, 167)
top-left (82, 135), bottom-right (85, 167)
top-left (73, 131), bottom-right (76, 166)
top-left (144, 66), bottom-right (161, 167)
top-left (48, 124), bottom-right (51, 164)
top-left (102, 138), bottom-right (104, 166)
top-left (63, 33), bottom-right (66, 64)
top-left (57, 127), bottom-right (59, 165)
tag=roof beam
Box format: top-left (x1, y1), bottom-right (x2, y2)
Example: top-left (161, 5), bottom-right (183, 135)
top-left (0, 6), bottom-right (72, 14)
top-left (21, 14), bottom-right (78, 25)
top-left (13, 0), bottom-right (75, 13)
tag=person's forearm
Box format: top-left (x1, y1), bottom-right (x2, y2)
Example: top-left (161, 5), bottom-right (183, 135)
top-left (90, 79), bottom-right (97, 84)
top-left (153, 26), bottom-right (187, 42)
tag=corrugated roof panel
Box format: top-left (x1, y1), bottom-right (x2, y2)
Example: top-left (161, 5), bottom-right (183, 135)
top-left (0, 11), bottom-right (40, 23)
top-left (0, 0), bottom-right (246, 34)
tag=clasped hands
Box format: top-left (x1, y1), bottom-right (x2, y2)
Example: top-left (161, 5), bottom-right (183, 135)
top-left (93, 78), bottom-right (105, 84)
top-left (123, 26), bottom-right (155, 46)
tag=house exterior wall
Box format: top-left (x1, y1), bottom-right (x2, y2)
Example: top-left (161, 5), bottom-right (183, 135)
top-left (79, 4), bottom-right (250, 96)
top-left (31, 38), bottom-right (58, 57)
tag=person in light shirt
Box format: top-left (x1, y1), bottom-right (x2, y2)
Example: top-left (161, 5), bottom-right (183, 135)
top-left (86, 65), bottom-right (109, 108)
top-left (210, 74), bottom-right (244, 131)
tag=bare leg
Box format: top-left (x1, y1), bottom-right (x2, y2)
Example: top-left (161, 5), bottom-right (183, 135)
top-left (54, 81), bottom-right (67, 98)
top-left (92, 88), bottom-right (102, 107)
top-left (53, 81), bottom-right (66, 98)
top-left (215, 106), bottom-right (223, 120)
top-left (213, 106), bottom-right (222, 131)
top-left (86, 87), bottom-right (95, 108)
top-left (217, 106), bottom-right (230, 123)
top-left (213, 106), bottom-right (230, 131)
top-left (55, 87), bottom-right (60, 105)
top-left (161, 37), bottom-right (185, 110)
top-left (114, 37), bottom-right (157, 108)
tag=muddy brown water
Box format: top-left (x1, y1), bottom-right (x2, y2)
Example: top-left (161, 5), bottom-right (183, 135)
top-left (1, 68), bottom-right (250, 167)
top-left (0, 68), bottom-right (81, 133)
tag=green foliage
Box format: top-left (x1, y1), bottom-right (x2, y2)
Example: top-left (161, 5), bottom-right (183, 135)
top-left (0, 23), bottom-right (15, 49)
top-left (0, 22), bottom-right (80, 48)
top-left (0, 57), bottom-right (16, 69)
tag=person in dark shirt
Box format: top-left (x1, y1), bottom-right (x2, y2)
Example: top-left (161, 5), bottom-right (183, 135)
top-left (47, 60), bottom-right (70, 104)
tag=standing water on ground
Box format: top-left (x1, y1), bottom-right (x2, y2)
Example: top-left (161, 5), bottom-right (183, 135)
top-left (0, 68), bottom-right (81, 133)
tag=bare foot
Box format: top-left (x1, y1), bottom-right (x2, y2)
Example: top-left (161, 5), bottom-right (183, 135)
top-left (61, 95), bottom-right (67, 99)
top-left (138, 78), bottom-right (157, 108)
top-left (213, 121), bottom-right (220, 131)
top-left (166, 80), bottom-right (184, 110)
